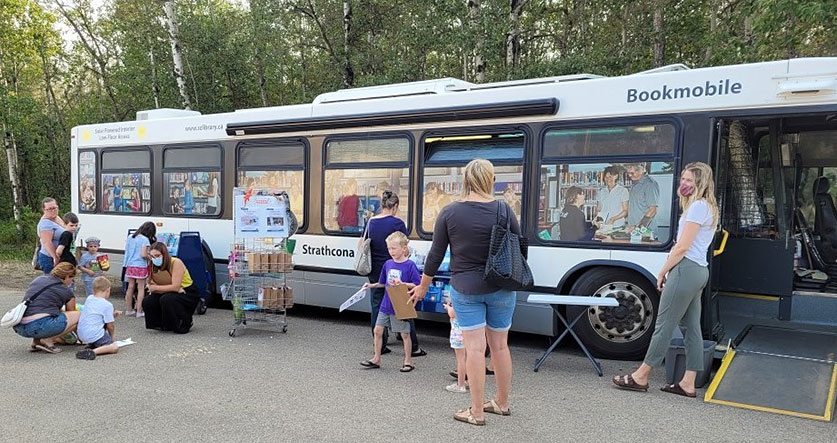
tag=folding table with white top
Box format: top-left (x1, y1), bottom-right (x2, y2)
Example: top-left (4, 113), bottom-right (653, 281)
top-left (527, 294), bottom-right (620, 376)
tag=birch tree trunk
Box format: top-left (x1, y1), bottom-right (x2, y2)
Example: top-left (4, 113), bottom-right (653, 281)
top-left (2, 128), bottom-right (22, 235)
top-left (250, 0), bottom-right (270, 106)
top-left (704, 0), bottom-right (717, 63)
top-left (0, 47), bottom-right (23, 234)
top-left (653, 6), bottom-right (665, 67)
top-left (342, 0), bottom-right (355, 88)
top-left (149, 38), bottom-right (161, 108)
top-left (468, 0), bottom-right (486, 83)
top-left (506, 0), bottom-right (527, 80)
top-left (164, 1), bottom-right (193, 110)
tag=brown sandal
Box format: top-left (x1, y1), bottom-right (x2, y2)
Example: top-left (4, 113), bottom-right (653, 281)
top-left (661, 383), bottom-right (697, 398)
top-left (612, 374), bottom-right (649, 392)
top-left (453, 408), bottom-right (485, 426)
top-left (483, 399), bottom-right (511, 416)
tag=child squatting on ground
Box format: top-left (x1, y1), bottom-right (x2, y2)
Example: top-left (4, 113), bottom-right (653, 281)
top-left (360, 231), bottom-right (421, 372)
top-left (78, 236), bottom-right (104, 296)
top-left (76, 277), bottom-right (122, 360)
top-left (446, 301), bottom-right (468, 393)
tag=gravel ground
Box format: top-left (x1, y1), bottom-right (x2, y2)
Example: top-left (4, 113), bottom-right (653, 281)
top-left (0, 276), bottom-right (834, 441)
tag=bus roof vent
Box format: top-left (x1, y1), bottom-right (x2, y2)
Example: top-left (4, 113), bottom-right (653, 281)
top-left (448, 74), bottom-right (604, 92)
top-left (313, 78), bottom-right (473, 104)
top-left (136, 108), bottom-right (201, 121)
top-left (632, 63), bottom-right (691, 75)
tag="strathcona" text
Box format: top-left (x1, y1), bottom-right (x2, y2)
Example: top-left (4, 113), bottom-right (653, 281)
top-left (301, 244), bottom-right (355, 258)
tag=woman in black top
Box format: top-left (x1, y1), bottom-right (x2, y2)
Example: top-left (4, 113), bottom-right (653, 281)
top-left (363, 191), bottom-right (424, 356)
top-left (13, 262), bottom-right (80, 353)
top-left (559, 186), bottom-right (591, 241)
top-left (410, 159), bottom-right (519, 426)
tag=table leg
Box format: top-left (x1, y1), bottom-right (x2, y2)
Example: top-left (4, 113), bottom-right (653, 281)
top-left (555, 311), bottom-right (604, 377)
top-left (533, 308), bottom-right (584, 372)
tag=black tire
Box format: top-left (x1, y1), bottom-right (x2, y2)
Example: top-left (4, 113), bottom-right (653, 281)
top-left (567, 267), bottom-right (659, 361)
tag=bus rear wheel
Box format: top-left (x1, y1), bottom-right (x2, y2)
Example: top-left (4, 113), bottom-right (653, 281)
top-left (567, 268), bottom-right (659, 361)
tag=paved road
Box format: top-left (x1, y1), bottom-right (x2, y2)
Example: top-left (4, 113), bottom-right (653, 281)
top-left (0, 290), bottom-right (832, 442)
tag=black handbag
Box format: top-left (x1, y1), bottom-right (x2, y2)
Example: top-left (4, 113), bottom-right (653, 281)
top-left (484, 202), bottom-right (534, 290)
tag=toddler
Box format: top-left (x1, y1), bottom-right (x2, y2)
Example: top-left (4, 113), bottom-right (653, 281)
top-left (360, 232), bottom-right (421, 372)
top-left (76, 277), bottom-right (121, 360)
top-left (445, 301), bottom-right (468, 393)
top-left (78, 236), bottom-right (104, 296)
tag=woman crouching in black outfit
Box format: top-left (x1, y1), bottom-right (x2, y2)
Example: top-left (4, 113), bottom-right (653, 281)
top-left (144, 242), bottom-right (200, 333)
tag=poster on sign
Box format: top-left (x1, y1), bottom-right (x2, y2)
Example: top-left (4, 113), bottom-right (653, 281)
top-left (234, 188), bottom-right (290, 238)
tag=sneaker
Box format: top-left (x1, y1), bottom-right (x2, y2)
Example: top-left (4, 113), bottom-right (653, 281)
top-left (76, 349), bottom-right (96, 360)
top-left (445, 382), bottom-right (468, 393)
top-left (136, 312), bottom-right (145, 319)
top-left (61, 331), bottom-right (79, 345)
top-left (125, 310), bottom-right (136, 316)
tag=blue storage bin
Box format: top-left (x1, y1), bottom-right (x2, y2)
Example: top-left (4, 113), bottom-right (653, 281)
top-left (425, 286), bottom-right (442, 303)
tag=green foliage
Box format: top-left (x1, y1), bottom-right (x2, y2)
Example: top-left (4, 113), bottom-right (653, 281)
top-left (0, 0), bottom-right (834, 253)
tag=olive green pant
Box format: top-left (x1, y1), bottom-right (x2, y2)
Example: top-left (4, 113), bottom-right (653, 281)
top-left (643, 258), bottom-right (709, 372)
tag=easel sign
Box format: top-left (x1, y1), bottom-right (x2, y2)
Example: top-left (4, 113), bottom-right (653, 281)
top-left (233, 188), bottom-right (290, 238)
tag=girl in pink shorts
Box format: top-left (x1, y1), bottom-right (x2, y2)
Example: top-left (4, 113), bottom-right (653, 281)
top-left (123, 222), bottom-right (156, 318)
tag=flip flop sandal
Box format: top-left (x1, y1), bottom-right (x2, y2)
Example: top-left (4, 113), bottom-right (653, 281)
top-left (612, 374), bottom-right (648, 392)
top-left (661, 383), bottom-right (697, 398)
top-left (30, 345), bottom-right (41, 352)
top-left (34, 344), bottom-right (61, 354)
top-left (453, 408), bottom-right (485, 426)
top-left (400, 364), bottom-right (415, 373)
top-left (360, 360), bottom-right (380, 369)
top-left (483, 399), bottom-right (511, 416)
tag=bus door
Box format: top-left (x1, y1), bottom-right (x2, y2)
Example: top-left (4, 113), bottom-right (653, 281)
top-left (708, 117), bottom-right (795, 334)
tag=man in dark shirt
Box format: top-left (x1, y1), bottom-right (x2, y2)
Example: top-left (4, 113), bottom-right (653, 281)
top-left (56, 212), bottom-right (79, 267)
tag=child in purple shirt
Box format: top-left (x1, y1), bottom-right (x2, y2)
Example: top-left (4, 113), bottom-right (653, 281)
top-left (360, 232), bottom-right (421, 372)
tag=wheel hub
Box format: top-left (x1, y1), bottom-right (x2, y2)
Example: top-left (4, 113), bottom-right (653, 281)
top-left (586, 281), bottom-right (654, 343)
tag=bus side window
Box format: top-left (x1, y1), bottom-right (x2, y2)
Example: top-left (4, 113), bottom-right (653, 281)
top-left (420, 131), bottom-right (526, 235)
top-left (237, 141), bottom-right (306, 228)
top-left (100, 148), bottom-right (152, 214)
top-left (78, 151), bottom-right (97, 213)
top-left (323, 137), bottom-right (411, 234)
top-left (538, 123), bottom-right (677, 245)
top-left (162, 145), bottom-right (223, 216)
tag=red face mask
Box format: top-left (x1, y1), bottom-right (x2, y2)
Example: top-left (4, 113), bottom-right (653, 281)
top-left (679, 183), bottom-right (695, 197)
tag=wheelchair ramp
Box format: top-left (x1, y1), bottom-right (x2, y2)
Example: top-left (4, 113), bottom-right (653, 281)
top-left (705, 326), bottom-right (837, 421)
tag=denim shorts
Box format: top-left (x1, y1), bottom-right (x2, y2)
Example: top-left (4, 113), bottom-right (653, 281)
top-left (451, 287), bottom-right (516, 332)
top-left (38, 253), bottom-right (54, 275)
top-left (87, 331), bottom-right (113, 349)
top-left (14, 314), bottom-right (67, 339)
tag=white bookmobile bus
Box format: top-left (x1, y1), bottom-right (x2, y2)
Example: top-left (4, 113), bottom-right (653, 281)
top-left (72, 58), bottom-right (837, 359)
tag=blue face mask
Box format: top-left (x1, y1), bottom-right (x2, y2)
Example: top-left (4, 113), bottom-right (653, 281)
top-left (151, 256), bottom-right (163, 267)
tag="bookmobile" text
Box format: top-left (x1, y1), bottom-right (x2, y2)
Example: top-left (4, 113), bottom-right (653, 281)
top-left (627, 79), bottom-right (742, 103)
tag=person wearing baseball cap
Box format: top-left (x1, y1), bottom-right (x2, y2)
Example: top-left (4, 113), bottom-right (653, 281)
top-left (79, 236), bottom-right (105, 296)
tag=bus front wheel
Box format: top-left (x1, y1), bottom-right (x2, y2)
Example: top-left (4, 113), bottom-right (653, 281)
top-left (567, 268), bottom-right (659, 361)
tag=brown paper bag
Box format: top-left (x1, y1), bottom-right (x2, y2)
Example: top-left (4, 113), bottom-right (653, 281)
top-left (279, 252), bottom-right (293, 272)
top-left (247, 253), bottom-right (260, 274)
top-left (151, 269), bottom-right (172, 286)
top-left (387, 284), bottom-right (417, 320)
top-left (282, 286), bottom-right (294, 309)
top-left (264, 287), bottom-right (279, 309)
